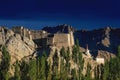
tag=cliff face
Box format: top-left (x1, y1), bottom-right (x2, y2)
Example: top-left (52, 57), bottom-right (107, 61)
top-left (42, 25), bottom-right (119, 60)
top-left (47, 46), bottom-right (98, 78)
top-left (74, 27), bottom-right (120, 58)
top-left (0, 27), bottom-right (36, 64)
top-left (0, 25), bottom-right (119, 78)
top-left (0, 25), bottom-right (120, 62)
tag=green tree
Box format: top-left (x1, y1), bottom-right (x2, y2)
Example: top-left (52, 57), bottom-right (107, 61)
top-left (14, 60), bottom-right (20, 80)
top-left (36, 56), bottom-right (41, 80)
top-left (0, 46), bottom-right (11, 80)
top-left (77, 45), bottom-right (83, 80)
top-left (71, 69), bottom-right (77, 80)
top-left (66, 47), bottom-right (71, 79)
top-left (72, 39), bottom-right (84, 80)
top-left (76, 39), bottom-right (79, 47)
top-left (52, 49), bottom-right (60, 80)
top-left (72, 45), bottom-right (78, 63)
top-left (20, 60), bottom-right (29, 80)
top-left (66, 47), bottom-right (70, 63)
top-left (85, 63), bottom-right (92, 80)
top-left (60, 58), bottom-right (68, 80)
top-left (72, 39), bottom-right (80, 63)
top-left (60, 47), bottom-right (66, 59)
top-left (118, 45), bottom-right (120, 58)
top-left (39, 51), bottom-right (47, 80)
top-left (100, 46), bottom-right (120, 80)
top-left (102, 62), bottom-right (109, 80)
top-left (46, 62), bottom-right (52, 80)
top-left (28, 59), bottom-right (37, 80)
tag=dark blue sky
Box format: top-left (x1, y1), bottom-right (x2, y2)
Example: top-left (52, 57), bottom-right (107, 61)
top-left (0, 0), bottom-right (120, 30)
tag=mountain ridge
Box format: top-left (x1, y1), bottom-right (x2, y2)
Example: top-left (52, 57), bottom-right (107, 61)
top-left (1, 25), bottom-right (120, 57)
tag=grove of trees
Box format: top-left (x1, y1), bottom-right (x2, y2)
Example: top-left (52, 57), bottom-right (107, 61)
top-left (0, 45), bottom-right (120, 80)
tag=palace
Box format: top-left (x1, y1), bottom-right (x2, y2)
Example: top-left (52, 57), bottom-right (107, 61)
top-left (12, 26), bottom-right (74, 48)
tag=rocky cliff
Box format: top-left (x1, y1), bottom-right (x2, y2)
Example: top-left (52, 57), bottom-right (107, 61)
top-left (74, 27), bottom-right (120, 58)
top-left (0, 27), bottom-right (36, 64)
top-left (0, 25), bottom-right (120, 79)
top-left (42, 25), bottom-right (119, 60)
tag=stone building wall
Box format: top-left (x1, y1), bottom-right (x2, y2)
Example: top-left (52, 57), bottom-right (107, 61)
top-left (12, 26), bottom-right (32, 39)
top-left (70, 31), bottom-right (74, 46)
top-left (96, 58), bottom-right (104, 64)
top-left (12, 27), bottom-right (22, 34)
top-left (53, 33), bottom-right (70, 47)
top-left (47, 37), bottom-right (54, 46)
top-left (30, 30), bottom-right (48, 40)
top-left (12, 26), bottom-right (75, 48)
top-left (12, 26), bottom-right (48, 40)
top-left (47, 32), bottom-right (74, 48)
top-left (12, 26), bottom-right (49, 47)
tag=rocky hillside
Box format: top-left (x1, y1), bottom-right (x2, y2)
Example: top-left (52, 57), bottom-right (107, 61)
top-left (74, 27), bottom-right (120, 57)
top-left (0, 25), bottom-right (119, 79)
top-left (2, 25), bottom-right (119, 58)
top-left (0, 27), bottom-right (36, 64)
top-left (42, 25), bottom-right (120, 59)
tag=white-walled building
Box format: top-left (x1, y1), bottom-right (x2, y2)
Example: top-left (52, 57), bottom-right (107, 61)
top-left (85, 44), bottom-right (91, 57)
top-left (96, 58), bottom-right (104, 64)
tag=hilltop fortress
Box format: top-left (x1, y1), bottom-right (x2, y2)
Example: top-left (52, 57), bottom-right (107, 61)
top-left (1, 25), bottom-right (118, 65)
top-left (1, 25), bottom-right (120, 78)
top-left (12, 24), bottom-right (74, 48)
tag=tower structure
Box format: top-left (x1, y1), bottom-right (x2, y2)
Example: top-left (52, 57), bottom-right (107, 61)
top-left (69, 31), bottom-right (74, 46)
top-left (85, 44), bottom-right (91, 57)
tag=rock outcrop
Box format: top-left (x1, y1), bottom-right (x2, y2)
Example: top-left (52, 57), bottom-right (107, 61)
top-left (74, 27), bottom-right (120, 58)
top-left (42, 25), bottom-right (120, 59)
top-left (42, 24), bottom-right (75, 33)
top-left (0, 27), bottom-right (36, 64)
top-left (0, 25), bottom-right (120, 79)
top-left (97, 50), bottom-right (116, 61)
top-left (47, 46), bottom-right (99, 78)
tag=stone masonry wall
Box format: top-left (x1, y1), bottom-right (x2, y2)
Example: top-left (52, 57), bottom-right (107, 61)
top-left (53, 33), bottom-right (71, 48)
top-left (12, 26), bottom-right (75, 48)
top-left (12, 27), bottom-right (48, 40)
top-left (70, 31), bottom-right (74, 46)
top-left (12, 26), bottom-right (31, 39)
top-left (30, 30), bottom-right (48, 40)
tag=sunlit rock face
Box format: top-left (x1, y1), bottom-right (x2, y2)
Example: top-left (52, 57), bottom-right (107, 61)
top-left (0, 27), bottom-right (36, 64)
